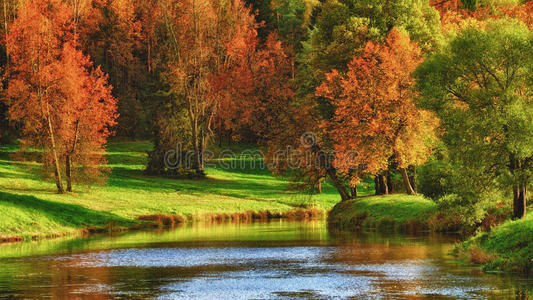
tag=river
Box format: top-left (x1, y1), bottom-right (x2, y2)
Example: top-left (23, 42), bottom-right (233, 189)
top-left (0, 220), bottom-right (531, 299)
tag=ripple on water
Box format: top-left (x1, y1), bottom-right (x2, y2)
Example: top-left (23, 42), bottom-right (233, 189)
top-left (0, 221), bottom-right (530, 299)
top-left (51, 246), bottom-right (499, 299)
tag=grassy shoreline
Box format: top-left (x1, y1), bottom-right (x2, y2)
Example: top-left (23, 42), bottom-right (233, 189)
top-left (453, 214), bottom-right (533, 275)
top-left (0, 141), bottom-right (357, 242)
top-left (327, 195), bottom-right (439, 232)
top-left (328, 194), bottom-right (532, 274)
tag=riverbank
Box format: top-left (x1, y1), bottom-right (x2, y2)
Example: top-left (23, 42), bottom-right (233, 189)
top-left (328, 194), bottom-right (532, 274)
top-left (453, 214), bottom-right (533, 275)
top-left (328, 195), bottom-right (443, 232)
top-left (4, 220), bottom-right (531, 298)
top-left (0, 141), bottom-right (368, 242)
top-left (328, 194), bottom-right (515, 234)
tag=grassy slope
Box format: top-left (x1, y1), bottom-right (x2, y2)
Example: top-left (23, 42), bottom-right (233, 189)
top-left (0, 141), bottom-right (372, 240)
top-left (328, 194), bottom-right (437, 231)
top-left (455, 213), bottom-right (533, 274)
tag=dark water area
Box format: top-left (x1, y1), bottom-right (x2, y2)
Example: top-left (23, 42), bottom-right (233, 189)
top-left (0, 220), bottom-right (531, 299)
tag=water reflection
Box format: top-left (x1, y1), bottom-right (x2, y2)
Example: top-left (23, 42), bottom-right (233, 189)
top-left (0, 220), bottom-right (531, 299)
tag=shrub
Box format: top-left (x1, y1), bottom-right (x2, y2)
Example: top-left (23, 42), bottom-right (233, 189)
top-left (417, 160), bottom-right (454, 200)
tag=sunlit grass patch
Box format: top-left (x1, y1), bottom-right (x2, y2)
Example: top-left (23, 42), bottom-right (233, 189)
top-left (328, 194), bottom-right (438, 232)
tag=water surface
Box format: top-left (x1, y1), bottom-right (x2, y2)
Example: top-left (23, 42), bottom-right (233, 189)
top-left (0, 220), bottom-right (531, 299)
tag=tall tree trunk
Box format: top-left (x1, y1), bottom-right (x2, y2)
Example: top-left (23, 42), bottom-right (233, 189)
top-left (510, 154), bottom-right (527, 219)
top-left (513, 184), bottom-right (527, 220)
top-left (380, 174), bottom-right (389, 195)
top-left (374, 176), bottom-right (381, 195)
top-left (66, 121), bottom-right (79, 192)
top-left (198, 133), bottom-right (205, 175)
top-left (386, 171), bottom-right (393, 193)
top-left (400, 168), bottom-right (416, 195)
top-left (47, 112), bottom-right (64, 194)
top-left (351, 185), bottom-right (357, 198)
top-left (189, 115), bottom-right (203, 176)
top-left (312, 144), bottom-right (350, 201)
top-left (326, 167), bottom-right (351, 201)
top-left (376, 174), bottom-right (389, 195)
top-left (66, 155), bottom-right (72, 192)
top-left (408, 166), bottom-right (417, 193)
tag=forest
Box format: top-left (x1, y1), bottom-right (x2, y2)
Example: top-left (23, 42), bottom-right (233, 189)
top-left (0, 0), bottom-right (532, 296)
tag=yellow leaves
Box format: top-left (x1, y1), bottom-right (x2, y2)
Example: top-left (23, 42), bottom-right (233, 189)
top-left (453, 100), bottom-right (469, 110)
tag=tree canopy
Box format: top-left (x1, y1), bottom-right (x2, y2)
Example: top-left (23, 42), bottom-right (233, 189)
top-left (416, 18), bottom-right (533, 219)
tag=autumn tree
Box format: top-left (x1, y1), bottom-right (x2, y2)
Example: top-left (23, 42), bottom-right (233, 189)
top-left (0, 0), bottom-right (18, 143)
top-left (76, 0), bottom-right (143, 137)
top-left (416, 19), bottom-right (533, 219)
top-left (212, 33), bottom-right (294, 142)
top-left (4, 0), bottom-right (117, 193)
top-left (146, 0), bottom-right (260, 177)
top-left (57, 43), bottom-right (117, 191)
top-left (209, 17), bottom-right (339, 196)
top-left (266, 0), bottom-right (444, 200)
top-left (317, 29), bottom-right (438, 196)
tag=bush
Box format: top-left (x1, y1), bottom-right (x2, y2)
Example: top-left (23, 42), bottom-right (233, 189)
top-left (417, 160), bottom-right (454, 200)
top-left (435, 192), bottom-right (505, 228)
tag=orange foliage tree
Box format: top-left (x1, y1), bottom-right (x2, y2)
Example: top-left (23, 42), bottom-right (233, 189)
top-left (151, 0), bottom-right (264, 176)
top-left (211, 30), bottom-right (343, 197)
top-left (4, 0), bottom-right (117, 193)
top-left (73, 0), bottom-right (142, 137)
top-left (316, 29), bottom-right (438, 195)
top-left (212, 33), bottom-right (295, 142)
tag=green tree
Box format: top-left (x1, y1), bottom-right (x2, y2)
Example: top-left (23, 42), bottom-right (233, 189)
top-left (304, 0), bottom-right (442, 79)
top-left (416, 19), bottom-right (533, 219)
top-left (272, 0), bottom-right (312, 49)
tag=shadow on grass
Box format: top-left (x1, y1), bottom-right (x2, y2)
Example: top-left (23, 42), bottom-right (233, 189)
top-left (105, 153), bottom-right (147, 166)
top-left (0, 163), bottom-right (43, 181)
top-left (208, 160), bottom-right (273, 176)
top-left (0, 191), bottom-right (133, 228)
top-left (107, 167), bottom-right (236, 191)
top-left (106, 166), bottom-right (295, 201)
top-left (104, 141), bottom-right (152, 166)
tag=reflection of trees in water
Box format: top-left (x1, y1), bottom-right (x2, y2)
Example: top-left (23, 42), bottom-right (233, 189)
top-left (0, 222), bottom-right (531, 298)
top-left (327, 227), bottom-right (533, 299)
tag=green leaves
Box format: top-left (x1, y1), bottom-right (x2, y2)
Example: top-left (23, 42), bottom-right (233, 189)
top-left (416, 18), bottom-right (533, 214)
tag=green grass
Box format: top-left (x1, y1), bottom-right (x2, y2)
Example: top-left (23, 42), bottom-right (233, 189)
top-left (0, 140), bottom-right (371, 240)
top-left (328, 194), bottom-right (438, 232)
top-left (455, 213), bottom-right (533, 274)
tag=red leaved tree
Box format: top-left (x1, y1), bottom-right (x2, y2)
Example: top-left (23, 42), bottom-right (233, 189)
top-left (4, 0), bottom-right (117, 193)
top-left (317, 29), bottom-right (438, 195)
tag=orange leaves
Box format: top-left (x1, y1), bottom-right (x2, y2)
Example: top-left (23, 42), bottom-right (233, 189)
top-left (212, 32), bottom-right (295, 141)
top-left (504, 1), bottom-right (533, 29)
top-left (58, 41), bottom-right (117, 154)
top-left (316, 29), bottom-right (437, 179)
top-left (433, 0), bottom-right (533, 31)
top-left (5, 0), bottom-right (117, 187)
